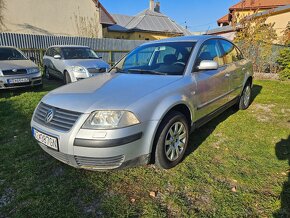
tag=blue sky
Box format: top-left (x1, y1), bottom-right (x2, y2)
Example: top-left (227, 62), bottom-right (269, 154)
top-left (101, 0), bottom-right (240, 32)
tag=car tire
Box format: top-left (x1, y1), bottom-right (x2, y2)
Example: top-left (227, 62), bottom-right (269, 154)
top-left (45, 67), bottom-right (52, 80)
top-left (154, 111), bottom-right (189, 169)
top-left (238, 82), bottom-right (252, 110)
top-left (64, 71), bottom-right (72, 84)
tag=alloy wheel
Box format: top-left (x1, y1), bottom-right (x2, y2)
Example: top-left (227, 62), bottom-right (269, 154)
top-left (243, 86), bottom-right (251, 107)
top-left (164, 121), bottom-right (187, 161)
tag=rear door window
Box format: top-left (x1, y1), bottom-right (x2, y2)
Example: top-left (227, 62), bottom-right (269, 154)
top-left (220, 40), bottom-right (240, 64)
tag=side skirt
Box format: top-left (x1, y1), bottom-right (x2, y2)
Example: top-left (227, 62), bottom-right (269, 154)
top-left (191, 97), bottom-right (239, 132)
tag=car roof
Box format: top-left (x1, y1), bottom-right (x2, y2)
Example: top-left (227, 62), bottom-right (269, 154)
top-left (143, 35), bottom-right (228, 45)
top-left (47, 45), bottom-right (90, 49)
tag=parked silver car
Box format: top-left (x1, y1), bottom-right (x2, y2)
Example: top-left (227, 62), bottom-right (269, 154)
top-left (31, 36), bottom-right (253, 170)
top-left (0, 46), bottom-right (42, 89)
top-left (43, 45), bottom-right (110, 84)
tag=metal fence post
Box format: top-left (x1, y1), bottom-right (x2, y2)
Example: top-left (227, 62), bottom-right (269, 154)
top-left (109, 51), bottom-right (113, 66)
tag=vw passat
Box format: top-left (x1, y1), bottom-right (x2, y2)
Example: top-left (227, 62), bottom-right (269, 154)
top-left (0, 46), bottom-right (42, 89)
top-left (31, 36), bottom-right (253, 170)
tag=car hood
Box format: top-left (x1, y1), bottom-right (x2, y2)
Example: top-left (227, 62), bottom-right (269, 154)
top-left (42, 73), bottom-right (181, 113)
top-left (0, 59), bottom-right (37, 70)
top-left (64, 59), bottom-right (109, 69)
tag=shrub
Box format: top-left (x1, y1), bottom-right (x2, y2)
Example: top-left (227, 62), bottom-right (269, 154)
top-left (279, 68), bottom-right (290, 80)
top-left (277, 48), bottom-right (290, 80)
top-left (234, 16), bottom-right (278, 73)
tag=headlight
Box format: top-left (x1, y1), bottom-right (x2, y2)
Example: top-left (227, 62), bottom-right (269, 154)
top-left (68, 66), bottom-right (88, 74)
top-left (82, 111), bottom-right (140, 129)
top-left (0, 70), bottom-right (3, 76)
top-left (27, 68), bottom-right (39, 74)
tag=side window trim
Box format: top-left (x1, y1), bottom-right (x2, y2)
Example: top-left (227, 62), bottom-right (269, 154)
top-left (235, 46), bottom-right (244, 60)
top-left (219, 39), bottom-right (238, 65)
top-left (217, 39), bottom-right (229, 66)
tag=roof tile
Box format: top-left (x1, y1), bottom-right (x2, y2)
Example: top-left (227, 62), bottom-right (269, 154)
top-left (230, 0), bottom-right (290, 10)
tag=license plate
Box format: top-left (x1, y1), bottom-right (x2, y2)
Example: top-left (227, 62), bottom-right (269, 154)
top-left (8, 78), bottom-right (29, 84)
top-left (32, 128), bottom-right (59, 151)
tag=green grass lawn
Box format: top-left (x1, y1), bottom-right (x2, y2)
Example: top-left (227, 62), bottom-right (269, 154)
top-left (0, 79), bottom-right (289, 217)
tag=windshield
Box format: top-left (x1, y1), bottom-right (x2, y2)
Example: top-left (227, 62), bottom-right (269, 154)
top-left (111, 42), bottom-right (196, 76)
top-left (62, 47), bottom-right (99, 60)
top-left (0, 48), bottom-right (27, 61)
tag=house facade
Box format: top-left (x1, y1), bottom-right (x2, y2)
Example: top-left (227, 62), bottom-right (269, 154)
top-left (1, 0), bottom-right (115, 38)
top-left (217, 0), bottom-right (290, 27)
top-left (102, 0), bottom-right (191, 40)
top-left (209, 0), bottom-right (290, 41)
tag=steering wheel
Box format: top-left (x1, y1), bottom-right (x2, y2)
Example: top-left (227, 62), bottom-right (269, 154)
top-left (173, 62), bottom-right (186, 67)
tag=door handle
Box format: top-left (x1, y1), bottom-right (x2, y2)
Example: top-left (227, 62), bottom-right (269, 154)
top-left (225, 73), bottom-right (230, 77)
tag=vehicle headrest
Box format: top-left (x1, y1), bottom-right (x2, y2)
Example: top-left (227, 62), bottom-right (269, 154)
top-left (163, 54), bottom-right (177, 65)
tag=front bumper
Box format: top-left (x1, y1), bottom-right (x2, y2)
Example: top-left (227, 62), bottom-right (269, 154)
top-left (0, 72), bottom-right (42, 89)
top-left (31, 113), bottom-right (159, 170)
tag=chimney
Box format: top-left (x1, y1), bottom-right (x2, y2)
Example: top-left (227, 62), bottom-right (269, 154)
top-left (149, 0), bottom-right (155, 11)
top-left (154, 1), bottom-right (160, 13)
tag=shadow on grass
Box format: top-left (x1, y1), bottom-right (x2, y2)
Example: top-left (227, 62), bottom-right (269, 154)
top-left (0, 78), bottom-right (63, 99)
top-left (274, 135), bottom-right (290, 217)
top-left (185, 84), bottom-right (263, 157)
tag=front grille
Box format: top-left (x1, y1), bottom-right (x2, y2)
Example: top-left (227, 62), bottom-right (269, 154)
top-left (75, 155), bottom-right (125, 169)
top-left (4, 82), bottom-right (31, 87)
top-left (2, 69), bottom-right (27, 75)
top-left (87, 68), bottom-right (106, 74)
top-left (33, 102), bottom-right (82, 132)
top-left (40, 144), bottom-right (69, 163)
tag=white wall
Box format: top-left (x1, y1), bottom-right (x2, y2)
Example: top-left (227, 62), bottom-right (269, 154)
top-left (2, 0), bottom-right (102, 37)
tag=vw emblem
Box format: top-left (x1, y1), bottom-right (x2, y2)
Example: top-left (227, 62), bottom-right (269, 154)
top-left (45, 109), bottom-right (55, 123)
top-left (12, 69), bottom-right (18, 73)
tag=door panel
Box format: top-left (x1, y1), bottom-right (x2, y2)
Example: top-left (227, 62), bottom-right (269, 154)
top-left (193, 39), bottom-right (230, 120)
top-left (219, 40), bottom-right (245, 100)
top-left (194, 66), bottom-right (230, 120)
top-left (51, 48), bottom-right (64, 79)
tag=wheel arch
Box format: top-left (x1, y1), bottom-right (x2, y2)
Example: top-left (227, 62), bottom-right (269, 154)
top-left (149, 102), bottom-right (193, 164)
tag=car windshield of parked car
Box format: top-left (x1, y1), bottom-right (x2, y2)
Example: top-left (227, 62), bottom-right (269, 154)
top-left (111, 42), bottom-right (196, 75)
top-left (0, 48), bottom-right (27, 61)
top-left (62, 47), bottom-right (99, 60)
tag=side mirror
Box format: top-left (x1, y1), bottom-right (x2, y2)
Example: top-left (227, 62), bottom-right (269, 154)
top-left (53, 55), bottom-right (61, 59)
top-left (197, 60), bottom-right (218, 71)
top-left (29, 57), bottom-right (36, 61)
top-left (98, 56), bottom-right (102, 59)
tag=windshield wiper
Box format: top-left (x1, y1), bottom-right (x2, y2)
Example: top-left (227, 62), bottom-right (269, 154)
top-left (8, 58), bottom-right (25, 60)
top-left (111, 67), bottom-right (129, 74)
top-left (128, 69), bottom-right (167, 75)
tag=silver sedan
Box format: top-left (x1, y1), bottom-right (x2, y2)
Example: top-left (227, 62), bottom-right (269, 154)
top-left (31, 35), bottom-right (253, 170)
